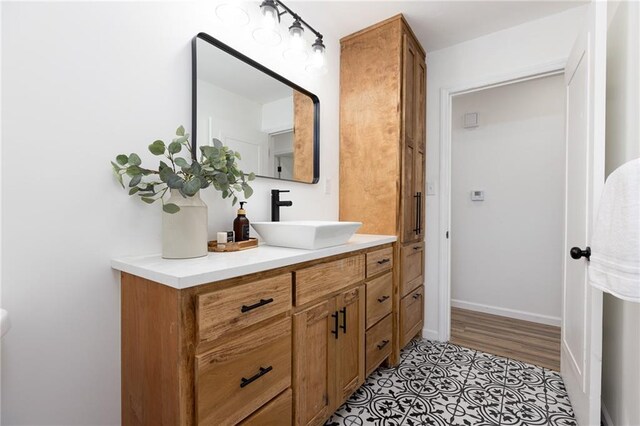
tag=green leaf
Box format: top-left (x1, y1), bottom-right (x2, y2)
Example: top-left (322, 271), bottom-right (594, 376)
top-left (148, 140), bottom-right (165, 155)
top-left (176, 125), bottom-right (185, 137)
top-left (159, 166), bottom-right (173, 183)
top-left (141, 197), bottom-right (155, 204)
top-left (174, 157), bottom-right (189, 168)
top-left (167, 174), bottom-right (184, 189)
top-left (129, 187), bottom-right (140, 195)
top-left (200, 180), bottom-right (210, 189)
top-left (173, 135), bottom-right (188, 144)
top-left (183, 178), bottom-right (201, 196)
top-left (215, 173), bottom-right (228, 184)
top-left (200, 145), bottom-right (215, 158)
top-left (111, 162), bottom-right (125, 188)
top-left (234, 151), bottom-right (241, 160)
top-left (126, 165), bottom-right (142, 176)
top-left (243, 184), bottom-right (254, 199)
top-left (129, 174), bottom-right (142, 187)
top-left (163, 203), bottom-right (180, 214)
top-left (232, 196), bottom-right (238, 206)
top-left (128, 153), bottom-right (141, 166)
top-left (212, 138), bottom-right (223, 148)
top-left (248, 172), bottom-right (256, 181)
top-left (116, 154), bottom-right (128, 166)
top-left (168, 141), bottom-right (182, 155)
top-left (190, 161), bottom-right (201, 175)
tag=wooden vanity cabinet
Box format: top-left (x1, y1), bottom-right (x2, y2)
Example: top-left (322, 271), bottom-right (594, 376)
top-left (120, 243), bottom-right (396, 426)
top-left (340, 14), bottom-right (427, 357)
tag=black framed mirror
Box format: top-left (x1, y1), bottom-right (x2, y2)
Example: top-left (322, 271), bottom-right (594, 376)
top-left (192, 33), bottom-right (320, 184)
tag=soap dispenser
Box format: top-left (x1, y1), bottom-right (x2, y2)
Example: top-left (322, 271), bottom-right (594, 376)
top-left (233, 201), bottom-right (250, 242)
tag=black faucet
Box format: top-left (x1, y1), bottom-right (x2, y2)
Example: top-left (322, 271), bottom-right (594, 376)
top-left (271, 189), bottom-right (293, 222)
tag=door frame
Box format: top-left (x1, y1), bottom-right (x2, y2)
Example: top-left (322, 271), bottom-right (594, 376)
top-left (437, 59), bottom-right (568, 341)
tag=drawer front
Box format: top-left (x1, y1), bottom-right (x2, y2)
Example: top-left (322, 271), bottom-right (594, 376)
top-left (366, 247), bottom-right (393, 278)
top-left (239, 389), bottom-right (292, 426)
top-left (401, 242), bottom-right (424, 297)
top-left (365, 314), bottom-right (393, 375)
top-left (197, 274), bottom-right (292, 345)
top-left (366, 272), bottom-right (393, 329)
top-left (295, 254), bottom-right (365, 306)
top-left (196, 317), bottom-right (292, 426)
top-left (401, 286), bottom-right (424, 348)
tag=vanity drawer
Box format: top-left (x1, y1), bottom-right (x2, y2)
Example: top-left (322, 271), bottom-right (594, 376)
top-left (196, 317), bottom-right (291, 426)
top-left (366, 247), bottom-right (393, 278)
top-left (196, 273), bottom-right (292, 345)
top-left (239, 388), bottom-right (292, 426)
top-left (365, 314), bottom-right (393, 375)
top-left (294, 254), bottom-right (365, 306)
top-left (400, 286), bottom-right (424, 348)
top-left (366, 272), bottom-right (393, 329)
top-left (401, 242), bottom-right (424, 297)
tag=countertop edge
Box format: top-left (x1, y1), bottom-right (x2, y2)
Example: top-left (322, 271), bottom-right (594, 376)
top-left (112, 234), bottom-right (397, 289)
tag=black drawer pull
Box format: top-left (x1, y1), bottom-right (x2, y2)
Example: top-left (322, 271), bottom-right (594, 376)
top-left (340, 307), bottom-right (347, 333)
top-left (241, 298), bottom-right (274, 313)
top-left (413, 246), bottom-right (421, 251)
top-left (377, 258), bottom-right (390, 265)
top-left (412, 293), bottom-right (422, 300)
top-left (331, 311), bottom-right (339, 339)
top-left (240, 366), bottom-right (272, 388)
top-left (377, 340), bottom-right (390, 350)
top-left (377, 295), bottom-right (390, 303)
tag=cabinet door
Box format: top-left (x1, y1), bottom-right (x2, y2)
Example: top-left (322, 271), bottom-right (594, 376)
top-left (334, 285), bottom-right (365, 405)
top-left (414, 58), bottom-right (426, 240)
top-left (293, 300), bottom-right (335, 426)
top-left (401, 286), bottom-right (424, 348)
top-left (401, 33), bottom-right (420, 243)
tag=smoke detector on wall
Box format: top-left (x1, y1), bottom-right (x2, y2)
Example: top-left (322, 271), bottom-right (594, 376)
top-left (463, 112), bottom-right (479, 128)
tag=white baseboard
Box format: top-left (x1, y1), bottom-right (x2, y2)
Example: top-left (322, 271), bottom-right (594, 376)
top-left (422, 328), bottom-right (441, 341)
top-left (451, 299), bottom-right (561, 327)
top-left (601, 401), bottom-right (613, 426)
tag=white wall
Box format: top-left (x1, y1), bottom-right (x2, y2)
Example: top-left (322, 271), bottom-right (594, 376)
top-left (0, 1), bottom-right (339, 424)
top-left (451, 75), bottom-right (565, 325)
top-left (424, 6), bottom-right (587, 338)
top-left (601, 2), bottom-right (640, 425)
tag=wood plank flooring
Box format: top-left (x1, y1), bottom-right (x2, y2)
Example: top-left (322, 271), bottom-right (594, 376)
top-left (450, 307), bottom-right (561, 371)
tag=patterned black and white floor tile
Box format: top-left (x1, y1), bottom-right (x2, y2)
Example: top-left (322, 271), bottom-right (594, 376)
top-left (325, 340), bottom-right (575, 426)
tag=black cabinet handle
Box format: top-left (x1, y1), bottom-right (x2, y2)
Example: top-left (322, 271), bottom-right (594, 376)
top-left (241, 298), bottom-right (274, 313)
top-left (414, 192), bottom-right (420, 234)
top-left (340, 307), bottom-right (347, 334)
top-left (570, 246), bottom-right (591, 261)
top-left (377, 340), bottom-right (390, 350)
top-left (417, 192), bottom-right (422, 234)
top-left (377, 295), bottom-right (390, 303)
top-left (377, 258), bottom-right (390, 265)
top-left (240, 366), bottom-right (272, 388)
top-left (413, 246), bottom-right (421, 251)
top-left (413, 293), bottom-right (422, 300)
top-left (331, 311), bottom-right (339, 339)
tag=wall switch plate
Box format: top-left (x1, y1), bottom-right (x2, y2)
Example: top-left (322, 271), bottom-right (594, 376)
top-left (325, 178), bottom-right (331, 195)
top-left (427, 181), bottom-right (437, 196)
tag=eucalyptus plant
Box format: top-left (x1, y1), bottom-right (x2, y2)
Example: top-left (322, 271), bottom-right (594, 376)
top-left (111, 126), bottom-right (255, 213)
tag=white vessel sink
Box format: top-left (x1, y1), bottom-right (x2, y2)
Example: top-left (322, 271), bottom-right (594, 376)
top-left (1, 309), bottom-right (10, 338)
top-left (251, 221), bottom-right (362, 250)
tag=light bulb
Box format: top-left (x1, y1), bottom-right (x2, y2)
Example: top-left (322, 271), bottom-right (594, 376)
top-left (262, 8), bottom-right (277, 29)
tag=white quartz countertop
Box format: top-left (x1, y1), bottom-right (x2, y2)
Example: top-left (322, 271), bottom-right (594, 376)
top-left (111, 234), bottom-right (396, 289)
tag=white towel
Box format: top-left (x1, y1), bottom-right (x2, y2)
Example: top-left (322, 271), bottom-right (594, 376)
top-left (588, 158), bottom-right (640, 302)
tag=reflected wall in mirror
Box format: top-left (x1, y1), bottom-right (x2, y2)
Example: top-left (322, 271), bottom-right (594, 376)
top-left (192, 33), bottom-right (319, 184)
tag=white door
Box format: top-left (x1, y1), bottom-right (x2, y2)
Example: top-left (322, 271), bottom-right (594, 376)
top-left (562, 2), bottom-right (606, 425)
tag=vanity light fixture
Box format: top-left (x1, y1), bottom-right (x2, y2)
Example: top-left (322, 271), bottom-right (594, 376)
top-left (255, 0), bottom-right (326, 71)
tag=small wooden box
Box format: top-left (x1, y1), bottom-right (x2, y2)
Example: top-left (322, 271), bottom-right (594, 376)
top-left (208, 238), bottom-right (259, 252)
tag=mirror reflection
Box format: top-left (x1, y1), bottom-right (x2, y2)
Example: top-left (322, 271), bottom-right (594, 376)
top-left (194, 34), bottom-right (319, 184)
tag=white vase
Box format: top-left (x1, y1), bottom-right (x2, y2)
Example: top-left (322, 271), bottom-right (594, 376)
top-left (162, 189), bottom-right (208, 259)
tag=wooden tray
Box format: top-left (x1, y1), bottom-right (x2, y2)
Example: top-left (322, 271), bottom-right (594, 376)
top-left (208, 238), bottom-right (258, 252)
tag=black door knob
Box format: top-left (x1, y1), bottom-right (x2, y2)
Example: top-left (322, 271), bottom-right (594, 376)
top-left (570, 246), bottom-right (591, 261)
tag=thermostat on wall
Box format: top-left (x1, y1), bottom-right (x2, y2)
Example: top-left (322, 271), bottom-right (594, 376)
top-left (470, 190), bottom-right (484, 201)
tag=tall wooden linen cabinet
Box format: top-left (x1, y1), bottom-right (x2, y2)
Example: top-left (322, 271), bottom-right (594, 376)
top-left (339, 15), bottom-right (426, 358)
